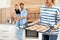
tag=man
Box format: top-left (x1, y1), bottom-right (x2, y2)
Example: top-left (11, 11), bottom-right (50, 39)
top-left (29, 0), bottom-right (60, 40)
top-left (16, 3), bottom-right (28, 40)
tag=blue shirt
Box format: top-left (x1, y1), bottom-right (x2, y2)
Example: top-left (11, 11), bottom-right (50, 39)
top-left (20, 9), bottom-right (27, 25)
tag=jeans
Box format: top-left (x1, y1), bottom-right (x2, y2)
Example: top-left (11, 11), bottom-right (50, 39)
top-left (16, 20), bottom-right (20, 27)
top-left (16, 14), bottom-right (20, 17)
top-left (42, 34), bottom-right (58, 40)
top-left (16, 14), bottom-right (20, 27)
top-left (16, 28), bottom-right (23, 40)
top-left (16, 24), bottom-right (26, 40)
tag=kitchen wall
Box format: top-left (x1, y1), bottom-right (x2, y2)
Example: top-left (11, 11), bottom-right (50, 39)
top-left (56, 0), bottom-right (60, 6)
top-left (0, 0), bottom-right (59, 24)
top-left (0, 9), bottom-right (2, 24)
top-left (0, 0), bottom-right (44, 24)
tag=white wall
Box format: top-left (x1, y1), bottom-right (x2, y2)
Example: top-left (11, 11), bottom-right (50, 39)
top-left (0, 0), bottom-right (10, 8)
top-left (56, 0), bottom-right (60, 7)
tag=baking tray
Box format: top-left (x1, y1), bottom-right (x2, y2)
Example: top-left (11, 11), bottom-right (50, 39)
top-left (25, 24), bottom-right (50, 33)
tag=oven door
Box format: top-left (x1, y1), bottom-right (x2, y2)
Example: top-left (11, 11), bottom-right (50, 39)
top-left (26, 30), bottom-right (38, 37)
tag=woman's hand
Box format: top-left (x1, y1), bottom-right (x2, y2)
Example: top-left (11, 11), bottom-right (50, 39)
top-left (52, 25), bottom-right (59, 30)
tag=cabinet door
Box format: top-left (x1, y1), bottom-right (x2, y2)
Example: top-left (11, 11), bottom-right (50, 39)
top-left (0, 9), bottom-right (2, 24)
top-left (2, 9), bottom-right (6, 24)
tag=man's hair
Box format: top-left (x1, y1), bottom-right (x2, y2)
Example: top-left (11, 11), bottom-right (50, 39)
top-left (20, 3), bottom-right (24, 6)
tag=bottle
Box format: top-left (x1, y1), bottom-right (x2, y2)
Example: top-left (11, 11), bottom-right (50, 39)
top-left (7, 17), bottom-right (11, 24)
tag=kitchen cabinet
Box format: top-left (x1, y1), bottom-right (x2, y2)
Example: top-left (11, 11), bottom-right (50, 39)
top-left (0, 9), bottom-right (2, 24)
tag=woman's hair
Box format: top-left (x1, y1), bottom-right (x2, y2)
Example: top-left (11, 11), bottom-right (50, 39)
top-left (51, 0), bottom-right (55, 4)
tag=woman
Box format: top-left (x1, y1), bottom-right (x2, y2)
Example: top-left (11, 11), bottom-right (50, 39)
top-left (29, 0), bottom-right (60, 40)
top-left (40, 0), bottom-right (60, 40)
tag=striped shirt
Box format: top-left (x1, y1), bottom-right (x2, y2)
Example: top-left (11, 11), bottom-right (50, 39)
top-left (39, 5), bottom-right (60, 27)
top-left (39, 5), bottom-right (60, 35)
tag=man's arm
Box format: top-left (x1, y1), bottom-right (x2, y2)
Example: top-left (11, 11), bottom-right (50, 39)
top-left (28, 20), bottom-right (39, 26)
top-left (18, 10), bottom-right (28, 20)
top-left (16, 16), bottom-right (25, 20)
top-left (20, 16), bottom-right (25, 20)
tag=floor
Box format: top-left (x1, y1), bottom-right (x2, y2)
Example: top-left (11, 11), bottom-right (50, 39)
top-left (0, 24), bottom-right (60, 40)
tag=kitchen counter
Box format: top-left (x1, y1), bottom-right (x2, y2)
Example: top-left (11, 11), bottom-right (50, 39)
top-left (0, 24), bottom-right (60, 40)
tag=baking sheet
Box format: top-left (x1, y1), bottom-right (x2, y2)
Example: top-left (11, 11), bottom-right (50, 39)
top-left (25, 24), bottom-right (50, 32)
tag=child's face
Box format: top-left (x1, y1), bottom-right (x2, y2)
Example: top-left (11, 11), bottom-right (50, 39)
top-left (15, 5), bottom-right (19, 9)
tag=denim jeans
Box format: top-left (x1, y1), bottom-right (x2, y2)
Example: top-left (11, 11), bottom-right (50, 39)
top-left (16, 14), bottom-right (20, 17)
top-left (16, 20), bottom-right (20, 27)
top-left (16, 14), bottom-right (20, 27)
top-left (42, 34), bottom-right (58, 40)
top-left (16, 28), bottom-right (23, 40)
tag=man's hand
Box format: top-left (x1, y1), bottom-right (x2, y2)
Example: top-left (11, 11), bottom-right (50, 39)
top-left (28, 21), bottom-right (39, 26)
top-left (18, 16), bottom-right (25, 20)
top-left (16, 16), bottom-right (25, 21)
top-left (16, 16), bottom-right (20, 21)
top-left (21, 16), bottom-right (25, 20)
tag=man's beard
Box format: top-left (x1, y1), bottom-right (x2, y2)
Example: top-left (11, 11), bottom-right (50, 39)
top-left (21, 8), bottom-right (24, 11)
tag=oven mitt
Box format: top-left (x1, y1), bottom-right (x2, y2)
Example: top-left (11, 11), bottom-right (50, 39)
top-left (16, 27), bottom-right (20, 30)
top-left (19, 25), bottom-right (25, 29)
